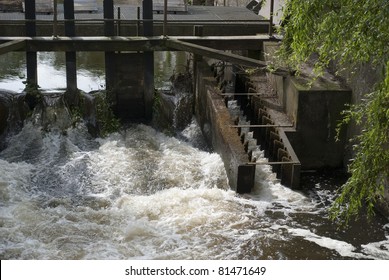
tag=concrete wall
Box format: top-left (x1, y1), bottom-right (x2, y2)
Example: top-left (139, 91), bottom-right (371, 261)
top-left (286, 81), bottom-right (351, 169)
top-left (195, 61), bottom-right (254, 193)
top-left (264, 42), bottom-right (352, 170)
top-left (274, 75), bottom-right (351, 169)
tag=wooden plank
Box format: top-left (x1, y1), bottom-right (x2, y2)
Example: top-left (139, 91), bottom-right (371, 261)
top-left (165, 39), bottom-right (289, 76)
top-left (0, 40), bottom-right (26, 55)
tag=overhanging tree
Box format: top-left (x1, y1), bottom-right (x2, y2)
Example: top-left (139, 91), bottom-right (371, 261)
top-left (277, 0), bottom-right (389, 224)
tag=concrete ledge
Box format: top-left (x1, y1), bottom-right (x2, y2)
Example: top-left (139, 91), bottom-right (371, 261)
top-left (195, 61), bottom-right (254, 193)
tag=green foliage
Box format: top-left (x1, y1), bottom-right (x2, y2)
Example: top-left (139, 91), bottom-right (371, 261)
top-left (331, 65), bottom-right (389, 223)
top-left (278, 0), bottom-right (389, 223)
top-left (279, 0), bottom-right (389, 73)
top-left (94, 92), bottom-right (120, 137)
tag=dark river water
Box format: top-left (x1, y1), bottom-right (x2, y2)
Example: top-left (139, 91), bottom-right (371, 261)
top-left (0, 52), bottom-right (388, 259)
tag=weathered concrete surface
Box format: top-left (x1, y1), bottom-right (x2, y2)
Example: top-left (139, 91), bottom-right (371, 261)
top-left (285, 78), bottom-right (351, 169)
top-left (106, 52), bottom-right (145, 121)
top-left (263, 42), bottom-right (351, 169)
top-left (195, 61), bottom-right (254, 193)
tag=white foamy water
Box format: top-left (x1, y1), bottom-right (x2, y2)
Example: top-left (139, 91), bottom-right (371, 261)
top-left (1, 121), bottom-right (388, 260)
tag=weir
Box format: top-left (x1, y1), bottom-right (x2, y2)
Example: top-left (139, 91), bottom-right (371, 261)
top-left (0, 1), bottom-right (350, 193)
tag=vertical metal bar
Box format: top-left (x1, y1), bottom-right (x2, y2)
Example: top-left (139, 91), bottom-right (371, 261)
top-left (163, 0), bottom-right (168, 37)
top-left (269, 0), bottom-right (274, 37)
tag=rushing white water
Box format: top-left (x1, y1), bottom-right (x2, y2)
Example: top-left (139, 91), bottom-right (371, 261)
top-left (0, 50), bottom-right (388, 259)
top-left (1, 117), bottom-right (388, 260)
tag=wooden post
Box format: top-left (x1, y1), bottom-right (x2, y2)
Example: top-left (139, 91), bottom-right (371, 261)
top-left (24, 0), bottom-right (37, 87)
top-left (143, 0), bottom-right (154, 120)
top-left (64, 0), bottom-right (77, 100)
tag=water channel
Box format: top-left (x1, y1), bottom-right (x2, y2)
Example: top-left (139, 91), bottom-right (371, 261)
top-left (0, 51), bottom-right (388, 259)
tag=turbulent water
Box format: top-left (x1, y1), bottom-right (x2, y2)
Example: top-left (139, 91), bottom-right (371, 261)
top-left (1, 117), bottom-right (388, 260)
top-left (0, 51), bottom-right (388, 260)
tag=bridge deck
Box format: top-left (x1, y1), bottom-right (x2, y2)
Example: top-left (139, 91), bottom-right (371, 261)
top-left (0, 5), bottom-right (265, 22)
top-left (0, 5), bottom-right (269, 36)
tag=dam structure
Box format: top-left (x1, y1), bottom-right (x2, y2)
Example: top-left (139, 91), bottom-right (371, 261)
top-left (2, 2), bottom-right (389, 262)
top-left (0, 0), bottom-right (350, 194)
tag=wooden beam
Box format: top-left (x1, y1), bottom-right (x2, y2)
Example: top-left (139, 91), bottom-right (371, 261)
top-left (165, 39), bottom-right (289, 76)
top-left (0, 40), bottom-right (26, 55)
top-left (0, 35), bottom-right (277, 51)
top-left (23, 36), bottom-right (166, 52)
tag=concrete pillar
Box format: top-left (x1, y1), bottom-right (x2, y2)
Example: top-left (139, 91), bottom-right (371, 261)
top-left (143, 0), bottom-right (154, 120)
top-left (104, 0), bottom-right (115, 101)
top-left (104, 0), bottom-right (115, 36)
top-left (64, 0), bottom-right (78, 103)
top-left (24, 0), bottom-right (37, 87)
